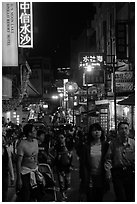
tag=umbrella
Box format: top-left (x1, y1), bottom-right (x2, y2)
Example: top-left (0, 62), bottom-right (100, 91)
top-left (117, 93), bottom-right (135, 106)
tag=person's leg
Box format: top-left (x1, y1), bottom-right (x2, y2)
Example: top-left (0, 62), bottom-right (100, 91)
top-left (19, 173), bottom-right (31, 201)
top-left (58, 171), bottom-right (65, 192)
top-left (58, 170), bottom-right (68, 200)
top-left (87, 187), bottom-right (103, 202)
top-left (112, 177), bottom-right (126, 201)
top-left (87, 187), bottom-right (94, 201)
top-left (65, 171), bottom-right (71, 190)
top-left (2, 175), bottom-right (9, 201)
top-left (94, 188), bottom-right (104, 201)
top-left (123, 174), bottom-right (135, 201)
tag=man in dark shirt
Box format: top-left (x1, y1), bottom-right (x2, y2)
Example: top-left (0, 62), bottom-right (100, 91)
top-left (104, 121), bottom-right (135, 201)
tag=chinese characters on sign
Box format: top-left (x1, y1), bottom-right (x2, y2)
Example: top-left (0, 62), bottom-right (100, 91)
top-left (115, 71), bottom-right (134, 92)
top-left (18, 2), bottom-right (33, 47)
top-left (79, 52), bottom-right (104, 86)
top-left (79, 52), bottom-right (103, 69)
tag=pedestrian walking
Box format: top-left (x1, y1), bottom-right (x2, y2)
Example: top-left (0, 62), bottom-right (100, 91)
top-left (2, 136), bottom-right (15, 202)
top-left (104, 121), bottom-right (135, 201)
top-left (37, 129), bottom-right (49, 164)
top-left (16, 123), bottom-right (45, 201)
top-left (79, 123), bottom-right (110, 202)
top-left (55, 133), bottom-right (73, 201)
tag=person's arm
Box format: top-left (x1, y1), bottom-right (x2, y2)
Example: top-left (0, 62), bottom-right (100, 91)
top-left (78, 145), bottom-right (90, 201)
top-left (104, 142), bottom-right (113, 179)
top-left (16, 142), bottom-right (24, 191)
top-left (7, 147), bottom-right (14, 184)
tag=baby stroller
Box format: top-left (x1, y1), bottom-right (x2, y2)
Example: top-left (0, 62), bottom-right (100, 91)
top-left (38, 163), bottom-right (57, 201)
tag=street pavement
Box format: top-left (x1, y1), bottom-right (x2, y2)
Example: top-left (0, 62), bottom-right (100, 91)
top-left (7, 149), bottom-right (116, 202)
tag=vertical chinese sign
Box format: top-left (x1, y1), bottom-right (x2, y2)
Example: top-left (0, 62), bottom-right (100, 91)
top-left (18, 2), bottom-right (33, 48)
top-left (2, 2), bottom-right (18, 66)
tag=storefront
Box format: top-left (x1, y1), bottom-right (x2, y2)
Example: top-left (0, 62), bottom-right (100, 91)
top-left (95, 95), bottom-right (135, 134)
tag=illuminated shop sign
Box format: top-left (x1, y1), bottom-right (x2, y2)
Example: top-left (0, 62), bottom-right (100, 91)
top-left (79, 52), bottom-right (103, 69)
top-left (18, 2), bottom-right (33, 47)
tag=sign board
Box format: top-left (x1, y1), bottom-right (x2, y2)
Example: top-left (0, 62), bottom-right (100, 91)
top-left (83, 70), bottom-right (104, 86)
top-left (116, 83), bottom-right (134, 92)
top-left (57, 67), bottom-right (71, 79)
top-left (116, 21), bottom-right (128, 59)
top-left (115, 71), bottom-right (133, 83)
top-left (2, 2), bottom-right (18, 66)
top-left (114, 71), bottom-right (134, 92)
top-left (79, 52), bottom-right (103, 69)
top-left (18, 2), bottom-right (33, 47)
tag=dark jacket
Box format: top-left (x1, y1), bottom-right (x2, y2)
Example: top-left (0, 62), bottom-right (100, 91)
top-left (55, 144), bottom-right (72, 172)
top-left (80, 141), bottom-right (109, 193)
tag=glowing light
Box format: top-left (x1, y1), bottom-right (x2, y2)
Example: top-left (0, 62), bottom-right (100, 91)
top-left (85, 64), bottom-right (94, 72)
top-left (43, 104), bottom-right (48, 108)
top-left (59, 93), bottom-right (63, 98)
top-left (68, 85), bottom-right (73, 91)
top-left (124, 106), bottom-right (129, 116)
top-left (13, 112), bottom-right (16, 118)
top-left (52, 95), bottom-right (59, 100)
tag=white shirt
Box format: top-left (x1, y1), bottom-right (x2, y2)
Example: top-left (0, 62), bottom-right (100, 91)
top-left (90, 143), bottom-right (102, 175)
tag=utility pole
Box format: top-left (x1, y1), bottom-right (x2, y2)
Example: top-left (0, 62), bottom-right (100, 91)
top-left (72, 93), bottom-right (75, 127)
top-left (113, 57), bottom-right (117, 135)
top-left (86, 79), bottom-right (89, 131)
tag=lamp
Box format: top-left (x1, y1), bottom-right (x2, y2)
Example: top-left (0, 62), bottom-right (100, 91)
top-left (51, 95), bottom-right (59, 100)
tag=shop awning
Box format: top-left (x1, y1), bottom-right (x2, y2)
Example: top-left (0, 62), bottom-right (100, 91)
top-left (117, 93), bottom-right (135, 106)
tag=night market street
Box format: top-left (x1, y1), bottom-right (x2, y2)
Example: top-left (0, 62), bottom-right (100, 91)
top-left (7, 149), bottom-right (116, 202)
top-left (2, 2), bottom-right (135, 202)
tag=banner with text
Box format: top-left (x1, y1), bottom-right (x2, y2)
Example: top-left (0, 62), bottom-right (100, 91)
top-left (2, 2), bottom-right (18, 66)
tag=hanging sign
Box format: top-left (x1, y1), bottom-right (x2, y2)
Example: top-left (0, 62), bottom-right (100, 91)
top-left (114, 71), bottom-right (134, 92)
top-left (18, 2), bottom-right (33, 48)
top-left (79, 52), bottom-right (103, 69)
top-left (2, 2), bottom-right (18, 66)
top-left (116, 21), bottom-right (128, 59)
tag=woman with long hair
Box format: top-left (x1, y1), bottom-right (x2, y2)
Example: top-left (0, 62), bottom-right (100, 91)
top-left (79, 123), bottom-right (110, 201)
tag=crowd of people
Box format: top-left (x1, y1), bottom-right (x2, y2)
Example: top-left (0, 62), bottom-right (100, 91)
top-left (2, 119), bottom-right (135, 202)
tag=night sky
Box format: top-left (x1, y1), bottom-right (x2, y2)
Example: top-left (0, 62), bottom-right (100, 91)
top-left (30, 2), bottom-right (96, 67)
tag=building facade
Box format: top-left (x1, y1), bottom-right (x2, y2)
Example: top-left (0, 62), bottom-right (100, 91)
top-left (70, 2), bottom-right (135, 133)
